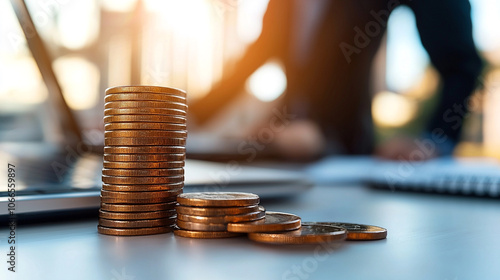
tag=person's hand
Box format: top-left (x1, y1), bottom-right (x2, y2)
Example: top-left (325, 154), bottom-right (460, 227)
top-left (375, 135), bottom-right (437, 161)
top-left (273, 120), bottom-right (326, 161)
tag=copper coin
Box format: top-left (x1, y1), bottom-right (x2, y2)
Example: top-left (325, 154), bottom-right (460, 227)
top-left (104, 108), bottom-right (187, 117)
top-left (103, 161), bottom-right (185, 169)
top-left (104, 101), bottom-right (187, 110)
top-left (103, 153), bottom-right (186, 162)
top-left (177, 192), bottom-right (260, 207)
top-left (99, 209), bottom-right (176, 220)
top-left (105, 86), bottom-right (186, 97)
top-left (102, 182), bottom-right (184, 192)
top-left (98, 225), bottom-right (173, 236)
top-left (174, 229), bottom-right (243, 239)
top-left (102, 175), bottom-right (184, 185)
top-left (104, 123), bottom-right (186, 131)
top-left (100, 202), bottom-right (177, 212)
top-left (104, 137), bottom-right (186, 146)
top-left (105, 93), bottom-right (186, 103)
top-left (176, 220), bottom-right (227, 232)
top-left (177, 207), bottom-right (265, 224)
top-left (100, 195), bottom-right (178, 204)
top-left (227, 211), bottom-right (301, 233)
top-left (104, 115), bottom-right (186, 124)
top-left (248, 223), bottom-right (347, 245)
top-left (99, 217), bottom-right (176, 228)
top-left (176, 204), bottom-right (261, 216)
top-left (105, 130), bottom-right (187, 139)
top-left (104, 146), bottom-right (185, 154)
top-left (101, 189), bottom-right (183, 199)
top-left (315, 222), bottom-right (387, 240)
top-left (102, 168), bottom-right (184, 177)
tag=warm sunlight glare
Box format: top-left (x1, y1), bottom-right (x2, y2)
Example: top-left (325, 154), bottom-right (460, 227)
top-left (0, 57), bottom-right (47, 107)
top-left (53, 56), bottom-right (100, 110)
top-left (145, 0), bottom-right (211, 39)
top-left (57, 1), bottom-right (99, 50)
top-left (101, 0), bottom-right (138, 12)
top-left (246, 61), bottom-right (287, 102)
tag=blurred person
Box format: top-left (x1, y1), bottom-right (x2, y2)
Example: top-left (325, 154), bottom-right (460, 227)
top-left (190, 0), bottom-right (483, 161)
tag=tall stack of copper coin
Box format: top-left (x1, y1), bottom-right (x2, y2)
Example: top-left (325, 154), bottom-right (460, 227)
top-left (98, 86), bottom-right (187, 236)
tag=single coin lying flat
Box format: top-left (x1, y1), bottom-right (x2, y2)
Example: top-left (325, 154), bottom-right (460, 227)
top-left (100, 189), bottom-right (183, 199)
top-left (105, 86), bottom-right (187, 96)
top-left (102, 182), bottom-right (184, 192)
top-left (103, 161), bottom-right (185, 169)
top-left (226, 211), bottom-right (301, 233)
top-left (103, 114), bottom-right (186, 124)
top-left (99, 209), bottom-right (176, 220)
top-left (98, 226), bottom-right (173, 236)
top-left (104, 145), bottom-right (186, 154)
top-left (103, 153), bottom-right (186, 162)
top-left (102, 168), bottom-right (184, 177)
top-left (104, 93), bottom-right (186, 103)
top-left (100, 196), bottom-right (178, 204)
top-left (315, 222), bottom-right (387, 240)
top-left (176, 204), bottom-right (261, 216)
top-left (104, 100), bottom-right (187, 110)
top-left (177, 206), bottom-right (265, 224)
top-left (100, 202), bottom-right (178, 212)
top-left (104, 108), bottom-right (187, 117)
top-left (99, 217), bottom-right (176, 228)
top-left (101, 175), bottom-right (185, 185)
top-left (104, 137), bottom-right (186, 146)
top-left (177, 192), bottom-right (260, 207)
top-left (174, 229), bottom-right (243, 239)
top-left (176, 220), bottom-right (227, 232)
top-left (104, 123), bottom-right (187, 131)
top-left (248, 222), bottom-right (347, 245)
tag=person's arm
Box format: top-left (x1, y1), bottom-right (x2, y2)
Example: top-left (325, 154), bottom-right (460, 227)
top-left (190, 0), bottom-right (287, 125)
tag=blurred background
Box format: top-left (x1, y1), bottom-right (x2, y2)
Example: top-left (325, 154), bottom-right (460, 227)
top-left (1, 0), bottom-right (499, 157)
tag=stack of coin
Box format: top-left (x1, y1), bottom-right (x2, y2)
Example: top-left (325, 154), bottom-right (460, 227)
top-left (174, 192), bottom-right (266, 239)
top-left (98, 86), bottom-right (187, 236)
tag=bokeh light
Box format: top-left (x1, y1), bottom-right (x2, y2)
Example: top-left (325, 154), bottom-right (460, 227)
top-left (53, 56), bottom-right (100, 110)
top-left (372, 91), bottom-right (417, 127)
top-left (246, 61), bottom-right (287, 102)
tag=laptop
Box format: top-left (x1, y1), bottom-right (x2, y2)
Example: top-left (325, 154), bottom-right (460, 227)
top-left (0, 0), bottom-right (312, 216)
top-left (306, 156), bottom-right (500, 198)
top-left (367, 157), bottom-right (500, 197)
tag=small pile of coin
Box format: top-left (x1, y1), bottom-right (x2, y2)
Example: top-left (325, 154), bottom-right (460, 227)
top-left (175, 192), bottom-right (266, 238)
top-left (98, 86), bottom-right (187, 236)
top-left (174, 192), bottom-right (387, 244)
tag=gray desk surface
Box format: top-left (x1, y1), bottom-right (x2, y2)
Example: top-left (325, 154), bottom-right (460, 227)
top-left (2, 183), bottom-right (500, 280)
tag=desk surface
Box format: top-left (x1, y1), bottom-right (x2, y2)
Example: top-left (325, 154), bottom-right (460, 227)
top-left (2, 183), bottom-right (500, 280)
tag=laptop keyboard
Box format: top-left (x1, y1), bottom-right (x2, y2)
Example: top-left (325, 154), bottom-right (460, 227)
top-left (367, 158), bottom-right (500, 198)
top-left (306, 156), bottom-right (500, 198)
